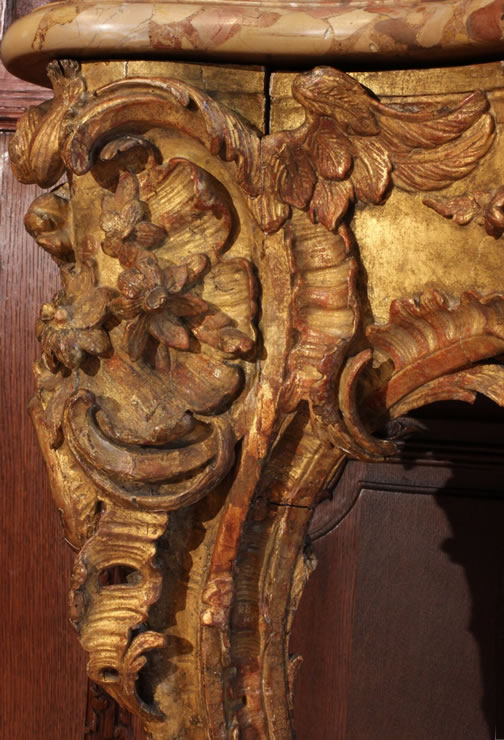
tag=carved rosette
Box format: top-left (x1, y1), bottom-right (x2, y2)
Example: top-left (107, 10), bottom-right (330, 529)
top-left (10, 59), bottom-right (504, 738)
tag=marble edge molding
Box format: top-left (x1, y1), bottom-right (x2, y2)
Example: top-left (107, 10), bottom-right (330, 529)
top-left (3, 0), bottom-right (504, 87)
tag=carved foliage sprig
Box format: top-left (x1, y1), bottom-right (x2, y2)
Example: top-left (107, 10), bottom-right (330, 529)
top-left (424, 187), bottom-right (504, 238)
top-left (259, 67), bottom-right (495, 234)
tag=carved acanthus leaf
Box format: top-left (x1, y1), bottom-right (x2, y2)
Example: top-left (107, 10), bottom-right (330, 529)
top-left (363, 290), bottom-right (504, 419)
top-left (61, 76), bottom-right (262, 199)
top-left (9, 60), bottom-right (86, 187)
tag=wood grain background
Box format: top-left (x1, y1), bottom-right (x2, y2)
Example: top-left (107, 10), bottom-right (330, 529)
top-left (0, 133), bottom-right (89, 737)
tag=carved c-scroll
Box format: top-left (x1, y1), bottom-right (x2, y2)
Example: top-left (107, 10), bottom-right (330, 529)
top-left (10, 59), bottom-right (504, 738)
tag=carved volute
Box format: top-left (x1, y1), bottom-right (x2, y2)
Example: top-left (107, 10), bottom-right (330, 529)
top-left (3, 3), bottom-right (504, 737)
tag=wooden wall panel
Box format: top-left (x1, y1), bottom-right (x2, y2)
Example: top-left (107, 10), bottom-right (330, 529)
top-left (0, 133), bottom-right (88, 738)
top-left (291, 430), bottom-right (504, 740)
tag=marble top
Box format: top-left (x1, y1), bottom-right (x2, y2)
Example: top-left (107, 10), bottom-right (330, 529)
top-left (3, 0), bottom-right (504, 86)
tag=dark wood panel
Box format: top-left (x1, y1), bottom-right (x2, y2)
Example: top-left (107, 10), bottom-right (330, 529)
top-left (347, 489), bottom-right (500, 740)
top-left (290, 490), bottom-right (361, 738)
top-left (0, 133), bottom-right (88, 739)
top-left (0, 61), bottom-right (51, 130)
top-left (291, 443), bottom-right (504, 740)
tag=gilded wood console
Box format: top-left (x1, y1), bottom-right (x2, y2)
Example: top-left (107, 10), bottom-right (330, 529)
top-left (3, 3), bottom-right (504, 736)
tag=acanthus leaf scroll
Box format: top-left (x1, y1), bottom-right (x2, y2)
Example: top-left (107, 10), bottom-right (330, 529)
top-left (10, 59), bottom-right (504, 738)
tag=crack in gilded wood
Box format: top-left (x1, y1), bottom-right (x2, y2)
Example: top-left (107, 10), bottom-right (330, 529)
top-left (8, 58), bottom-right (504, 738)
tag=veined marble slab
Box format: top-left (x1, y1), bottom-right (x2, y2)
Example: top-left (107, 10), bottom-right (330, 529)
top-left (3, 0), bottom-right (504, 86)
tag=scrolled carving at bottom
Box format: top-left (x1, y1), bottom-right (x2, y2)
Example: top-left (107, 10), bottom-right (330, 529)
top-left (70, 503), bottom-right (168, 720)
top-left (64, 390), bottom-right (237, 510)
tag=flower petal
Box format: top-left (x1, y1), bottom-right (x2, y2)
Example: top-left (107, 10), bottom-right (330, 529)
top-left (102, 236), bottom-right (123, 257)
top-left (77, 328), bottom-right (111, 356)
top-left (134, 221), bottom-right (166, 249)
top-left (115, 170), bottom-right (140, 205)
top-left (118, 266), bottom-right (149, 300)
top-left (72, 288), bottom-right (108, 328)
top-left (124, 315), bottom-right (149, 361)
top-left (149, 312), bottom-right (190, 351)
top-left (39, 302), bottom-right (56, 321)
top-left (110, 295), bottom-right (142, 320)
top-left (155, 343), bottom-right (171, 373)
top-left (185, 253), bottom-right (209, 285)
top-left (119, 200), bottom-right (145, 236)
top-left (118, 243), bottom-right (140, 267)
top-left (100, 210), bottom-right (123, 235)
top-left (163, 264), bottom-right (189, 293)
top-left (56, 331), bottom-right (83, 369)
top-left (101, 172), bottom-right (144, 239)
top-left (166, 294), bottom-right (209, 317)
top-left (191, 314), bottom-right (254, 357)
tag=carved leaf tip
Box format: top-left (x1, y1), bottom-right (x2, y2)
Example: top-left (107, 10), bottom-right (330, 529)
top-left (365, 290), bottom-right (504, 417)
top-left (10, 60), bottom-right (87, 188)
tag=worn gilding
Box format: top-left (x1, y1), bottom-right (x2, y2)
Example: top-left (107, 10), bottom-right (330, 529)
top-left (5, 52), bottom-right (504, 737)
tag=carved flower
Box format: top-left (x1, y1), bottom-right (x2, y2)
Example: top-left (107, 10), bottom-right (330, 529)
top-left (110, 246), bottom-right (254, 371)
top-left (37, 261), bottom-right (111, 371)
top-left (100, 171), bottom-right (166, 258)
top-left (100, 157), bottom-right (256, 373)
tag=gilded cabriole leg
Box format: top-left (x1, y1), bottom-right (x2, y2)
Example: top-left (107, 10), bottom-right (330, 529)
top-left (9, 59), bottom-right (504, 738)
